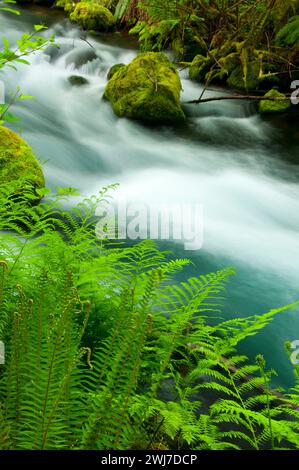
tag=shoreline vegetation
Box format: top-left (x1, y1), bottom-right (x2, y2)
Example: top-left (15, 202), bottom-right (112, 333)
top-left (1, 0), bottom-right (299, 451)
top-left (29, 0), bottom-right (299, 113)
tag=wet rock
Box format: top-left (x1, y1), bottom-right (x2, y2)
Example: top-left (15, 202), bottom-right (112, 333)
top-left (70, 2), bottom-right (115, 32)
top-left (68, 75), bottom-right (89, 86)
top-left (0, 126), bottom-right (44, 200)
top-left (259, 89), bottom-right (291, 114)
top-left (104, 52), bottom-right (186, 125)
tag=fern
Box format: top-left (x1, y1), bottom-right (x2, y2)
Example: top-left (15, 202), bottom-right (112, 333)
top-left (1, 186), bottom-right (299, 450)
top-left (276, 15), bottom-right (299, 47)
top-left (114, 0), bottom-right (131, 21)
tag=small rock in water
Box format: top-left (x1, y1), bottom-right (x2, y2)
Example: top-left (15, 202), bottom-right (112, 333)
top-left (65, 48), bottom-right (97, 69)
top-left (259, 88), bottom-right (291, 114)
top-left (68, 75), bottom-right (89, 86)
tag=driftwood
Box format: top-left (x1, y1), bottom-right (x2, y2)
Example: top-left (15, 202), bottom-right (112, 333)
top-left (187, 94), bottom-right (292, 104)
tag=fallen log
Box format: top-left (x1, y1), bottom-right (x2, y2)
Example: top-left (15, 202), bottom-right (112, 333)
top-left (187, 94), bottom-right (292, 104)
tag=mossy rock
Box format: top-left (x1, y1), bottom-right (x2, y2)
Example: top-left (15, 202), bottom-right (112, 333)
top-left (55, 0), bottom-right (70, 10)
top-left (189, 54), bottom-right (211, 82)
top-left (0, 126), bottom-right (44, 198)
top-left (69, 2), bottom-right (115, 31)
top-left (104, 52), bottom-right (186, 125)
top-left (68, 75), bottom-right (89, 86)
top-left (259, 89), bottom-right (291, 114)
top-left (227, 62), bottom-right (260, 91)
top-left (56, 0), bottom-right (77, 14)
top-left (56, 0), bottom-right (109, 13)
top-left (107, 63), bottom-right (125, 80)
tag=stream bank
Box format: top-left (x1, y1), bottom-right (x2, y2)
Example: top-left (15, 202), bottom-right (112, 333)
top-left (1, 5), bottom-right (299, 387)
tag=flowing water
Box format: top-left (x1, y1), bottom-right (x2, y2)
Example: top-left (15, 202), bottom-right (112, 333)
top-left (1, 6), bottom-right (299, 387)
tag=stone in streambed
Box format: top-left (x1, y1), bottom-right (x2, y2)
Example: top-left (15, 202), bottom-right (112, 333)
top-left (68, 75), bottom-right (89, 86)
top-left (65, 48), bottom-right (97, 69)
top-left (104, 52), bottom-right (186, 125)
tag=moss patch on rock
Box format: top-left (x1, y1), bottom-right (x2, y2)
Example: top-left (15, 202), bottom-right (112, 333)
top-left (259, 89), bottom-right (291, 114)
top-left (0, 126), bottom-right (44, 196)
top-left (104, 52), bottom-right (186, 124)
top-left (56, 0), bottom-right (110, 14)
top-left (59, 0), bottom-right (78, 14)
top-left (107, 63), bottom-right (125, 80)
top-left (70, 2), bottom-right (115, 31)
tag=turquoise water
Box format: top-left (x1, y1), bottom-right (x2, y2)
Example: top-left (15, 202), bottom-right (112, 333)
top-left (1, 6), bottom-right (299, 388)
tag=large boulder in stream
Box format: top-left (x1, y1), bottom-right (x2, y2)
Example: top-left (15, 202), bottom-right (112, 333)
top-left (104, 52), bottom-right (186, 125)
top-left (69, 2), bottom-right (116, 31)
top-left (0, 126), bottom-right (45, 199)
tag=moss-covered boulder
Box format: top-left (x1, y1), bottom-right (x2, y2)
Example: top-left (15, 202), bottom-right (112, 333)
top-left (56, 0), bottom-right (76, 14)
top-left (70, 2), bottom-right (115, 31)
top-left (104, 52), bottom-right (186, 124)
top-left (189, 54), bottom-right (211, 82)
top-left (56, 0), bottom-right (110, 14)
top-left (107, 63), bottom-right (125, 80)
top-left (259, 89), bottom-right (291, 114)
top-left (0, 126), bottom-right (44, 196)
top-left (227, 62), bottom-right (260, 91)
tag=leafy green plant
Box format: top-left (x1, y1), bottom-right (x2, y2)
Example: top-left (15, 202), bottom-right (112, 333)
top-left (1, 184), bottom-right (299, 450)
top-left (0, 6), bottom-right (56, 123)
top-left (0, 0), bottom-right (19, 15)
top-left (276, 15), bottom-right (299, 47)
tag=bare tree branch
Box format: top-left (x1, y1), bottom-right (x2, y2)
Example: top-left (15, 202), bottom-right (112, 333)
top-left (186, 94), bottom-right (292, 104)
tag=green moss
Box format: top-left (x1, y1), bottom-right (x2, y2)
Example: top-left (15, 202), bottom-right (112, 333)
top-left (107, 63), bottom-right (125, 80)
top-left (69, 2), bottom-right (115, 31)
top-left (56, 0), bottom-right (110, 13)
top-left (64, 1), bottom-right (77, 13)
top-left (276, 15), bottom-right (299, 49)
top-left (189, 54), bottom-right (211, 81)
top-left (227, 62), bottom-right (260, 91)
top-left (0, 126), bottom-right (44, 196)
top-left (171, 38), bottom-right (185, 59)
top-left (104, 52), bottom-right (185, 124)
top-left (55, 0), bottom-right (69, 9)
top-left (259, 89), bottom-right (291, 114)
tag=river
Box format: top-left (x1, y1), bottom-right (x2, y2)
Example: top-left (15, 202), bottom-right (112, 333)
top-left (1, 6), bottom-right (299, 387)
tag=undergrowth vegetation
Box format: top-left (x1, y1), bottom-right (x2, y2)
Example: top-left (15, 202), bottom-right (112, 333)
top-left (1, 184), bottom-right (299, 450)
top-left (115, 0), bottom-right (299, 91)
